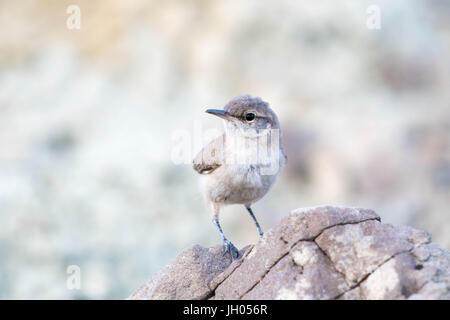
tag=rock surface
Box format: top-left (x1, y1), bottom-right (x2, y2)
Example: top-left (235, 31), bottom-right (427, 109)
top-left (129, 206), bottom-right (450, 300)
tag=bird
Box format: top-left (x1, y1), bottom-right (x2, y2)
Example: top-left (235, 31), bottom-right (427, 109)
top-left (193, 94), bottom-right (287, 260)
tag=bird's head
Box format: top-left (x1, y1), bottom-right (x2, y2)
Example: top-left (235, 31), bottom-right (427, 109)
top-left (206, 95), bottom-right (280, 137)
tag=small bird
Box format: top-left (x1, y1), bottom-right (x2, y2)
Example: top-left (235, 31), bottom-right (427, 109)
top-left (193, 94), bottom-right (287, 260)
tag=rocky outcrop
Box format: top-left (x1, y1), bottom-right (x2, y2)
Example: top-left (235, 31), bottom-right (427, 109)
top-left (129, 206), bottom-right (450, 300)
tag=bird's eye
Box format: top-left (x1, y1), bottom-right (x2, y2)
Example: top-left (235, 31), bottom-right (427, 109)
top-left (245, 113), bottom-right (256, 122)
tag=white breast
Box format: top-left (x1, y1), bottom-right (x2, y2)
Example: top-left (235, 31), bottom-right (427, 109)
top-left (201, 127), bottom-right (286, 205)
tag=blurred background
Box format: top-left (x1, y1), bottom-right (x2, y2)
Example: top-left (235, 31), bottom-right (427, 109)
top-left (0, 0), bottom-right (449, 299)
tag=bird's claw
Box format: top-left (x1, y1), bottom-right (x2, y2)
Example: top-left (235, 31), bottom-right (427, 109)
top-left (223, 240), bottom-right (239, 260)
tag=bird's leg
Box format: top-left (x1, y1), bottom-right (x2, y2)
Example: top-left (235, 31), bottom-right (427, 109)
top-left (212, 218), bottom-right (239, 260)
top-left (246, 206), bottom-right (264, 238)
top-left (212, 203), bottom-right (239, 260)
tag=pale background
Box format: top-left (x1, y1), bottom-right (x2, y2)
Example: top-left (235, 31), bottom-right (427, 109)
top-left (0, 0), bottom-right (449, 299)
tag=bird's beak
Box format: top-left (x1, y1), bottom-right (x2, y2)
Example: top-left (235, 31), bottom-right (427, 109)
top-left (205, 109), bottom-right (231, 121)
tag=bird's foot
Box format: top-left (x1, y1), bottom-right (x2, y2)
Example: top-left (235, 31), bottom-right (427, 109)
top-left (223, 239), bottom-right (239, 260)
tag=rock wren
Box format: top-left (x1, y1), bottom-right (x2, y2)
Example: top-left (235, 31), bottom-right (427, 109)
top-left (193, 94), bottom-right (287, 260)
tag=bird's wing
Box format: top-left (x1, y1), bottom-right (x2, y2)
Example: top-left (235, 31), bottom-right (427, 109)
top-left (193, 134), bottom-right (226, 174)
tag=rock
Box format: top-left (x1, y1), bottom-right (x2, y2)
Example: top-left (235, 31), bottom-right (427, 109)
top-left (129, 206), bottom-right (450, 300)
top-left (129, 244), bottom-right (250, 300)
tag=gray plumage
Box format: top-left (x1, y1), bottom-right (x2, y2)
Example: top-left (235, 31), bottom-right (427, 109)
top-left (193, 94), bottom-right (287, 259)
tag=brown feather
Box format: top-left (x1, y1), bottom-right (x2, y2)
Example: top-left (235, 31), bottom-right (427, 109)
top-left (193, 134), bottom-right (226, 174)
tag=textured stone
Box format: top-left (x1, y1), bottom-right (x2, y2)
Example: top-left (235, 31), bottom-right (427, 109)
top-left (129, 244), bottom-right (237, 300)
top-left (129, 206), bottom-right (450, 300)
top-left (212, 206), bottom-right (379, 299)
top-left (242, 241), bottom-right (348, 300)
top-left (315, 220), bottom-right (417, 285)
